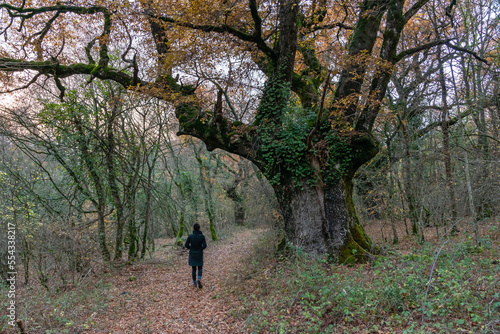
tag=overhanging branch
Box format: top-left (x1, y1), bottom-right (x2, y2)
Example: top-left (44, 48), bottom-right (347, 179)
top-left (404, 0), bottom-right (430, 22)
top-left (311, 22), bottom-right (353, 32)
top-left (1, 4), bottom-right (112, 62)
top-left (0, 58), bottom-right (143, 88)
top-left (157, 16), bottom-right (276, 61)
top-left (417, 109), bottom-right (472, 138)
top-left (396, 40), bottom-right (489, 65)
top-left (396, 39), bottom-right (453, 62)
top-left (446, 43), bottom-right (489, 65)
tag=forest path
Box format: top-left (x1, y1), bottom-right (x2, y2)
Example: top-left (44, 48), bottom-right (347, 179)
top-left (91, 228), bottom-right (262, 333)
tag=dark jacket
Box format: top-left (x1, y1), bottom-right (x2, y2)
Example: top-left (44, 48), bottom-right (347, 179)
top-left (184, 230), bottom-right (207, 267)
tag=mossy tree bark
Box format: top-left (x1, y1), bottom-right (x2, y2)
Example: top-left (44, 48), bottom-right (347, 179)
top-left (102, 94), bottom-right (126, 260)
top-left (276, 177), bottom-right (375, 262)
top-left (74, 112), bottom-right (111, 262)
top-left (193, 145), bottom-right (218, 241)
top-left (227, 187), bottom-right (245, 227)
top-left (141, 142), bottom-right (161, 260)
top-left (176, 211), bottom-right (185, 246)
top-left (225, 162), bottom-right (248, 226)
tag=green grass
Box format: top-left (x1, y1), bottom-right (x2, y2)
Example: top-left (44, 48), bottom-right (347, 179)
top-left (232, 231), bottom-right (500, 333)
top-left (0, 277), bottom-right (110, 333)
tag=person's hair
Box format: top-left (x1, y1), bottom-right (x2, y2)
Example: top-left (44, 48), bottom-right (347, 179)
top-left (193, 223), bottom-right (200, 231)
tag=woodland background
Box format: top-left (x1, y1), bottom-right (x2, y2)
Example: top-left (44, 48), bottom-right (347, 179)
top-left (0, 0), bottom-right (499, 332)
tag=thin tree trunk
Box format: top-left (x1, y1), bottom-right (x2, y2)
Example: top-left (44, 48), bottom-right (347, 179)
top-left (225, 162), bottom-right (246, 226)
top-left (22, 239), bottom-right (30, 285)
top-left (455, 57), bottom-right (481, 245)
top-left (176, 210), bottom-right (185, 246)
top-left (104, 103), bottom-right (125, 261)
top-left (438, 46), bottom-right (458, 227)
top-left (386, 140), bottom-right (399, 244)
top-left (472, 64), bottom-right (490, 219)
top-left (141, 168), bottom-right (154, 259)
top-left (74, 114), bottom-right (110, 261)
top-left (394, 163), bottom-right (410, 236)
top-left (97, 201), bottom-right (110, 261)
top-left (464, 151), bottom-right (480, 247)
top-left (141, 133), bottom-right (161, 259)
top-left (194, 148), bottom-right (218, 241)
top-left (126, 189), bottom-right (138, 261)
top-left (205, 172), bottom-right (218, 241)
top-left (401, 122), bottom-right (419, 234)
top-left (141, 178), bottom-right (152, 260)
top-left (125, 151), bottom-right (141, 262)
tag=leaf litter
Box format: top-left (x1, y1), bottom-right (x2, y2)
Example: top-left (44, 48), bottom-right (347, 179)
top-left (88, 229), bottom-right (263, 333)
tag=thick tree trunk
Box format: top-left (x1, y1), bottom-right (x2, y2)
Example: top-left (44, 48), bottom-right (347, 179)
top-left (276, 176), bottom-right (374, 262)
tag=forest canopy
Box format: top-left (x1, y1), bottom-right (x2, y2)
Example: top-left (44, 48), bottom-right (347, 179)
top-left (0, 0), bottom-right (499, 263)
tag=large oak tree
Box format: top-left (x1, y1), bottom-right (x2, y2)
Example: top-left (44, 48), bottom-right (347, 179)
top-left (0, 0), bottom-right (486, 261)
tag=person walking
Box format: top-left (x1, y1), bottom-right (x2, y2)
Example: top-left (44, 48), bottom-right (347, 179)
top-left (184, 223), bottom-right (207, 288)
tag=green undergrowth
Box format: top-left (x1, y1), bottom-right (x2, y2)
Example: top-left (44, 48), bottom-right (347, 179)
top-left (230, 230), bottom-right (500, 333)
top-left (0, 277), bottom-right (110, 333)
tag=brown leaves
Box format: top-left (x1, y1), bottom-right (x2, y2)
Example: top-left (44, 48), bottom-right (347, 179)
top-left (90, 229), bottom-right (262, 333)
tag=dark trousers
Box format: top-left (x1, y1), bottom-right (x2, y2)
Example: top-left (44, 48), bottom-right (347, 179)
top-left (192, 266), bottom-right (203, 281)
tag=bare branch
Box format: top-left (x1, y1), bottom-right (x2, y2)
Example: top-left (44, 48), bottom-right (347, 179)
top-left (311, 22), bottom-right (353, 32)
top-left (307, 72), bottom-right (331, 148)
top-left (395, 39), bottom-right (453, 62)
top-left (85, 38), bottom-right (96, 65)
top-left (0, 3), bottom-right (109, 19)
top-left (157, 16), bottom-right (276, 61)
top-left (417, 109), bottom-right (472, 138)
top-left (446, 43), bottom-right (489, 65)
top-left (404, 0), bottom-right (430, 22)
top-left (0, 72), bottom-right (42, 94)
top-left (207, 79), bottom-right (238, 121)
top-left (55, 37), bottom-right (65, 58)
top-left (120, 19), bottom-right (136, 65)
top-left (53, 75), bottom-right (66, 99)
top-left (249, 0), bottom-right (262, 39)
top-left (32, 12), bottom-right (60, 60)
top-left (0, 3), bottom-right (113, 68)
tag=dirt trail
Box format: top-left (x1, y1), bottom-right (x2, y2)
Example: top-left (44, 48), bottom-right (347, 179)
top-left (90, 229), bottom-right (262, 333)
